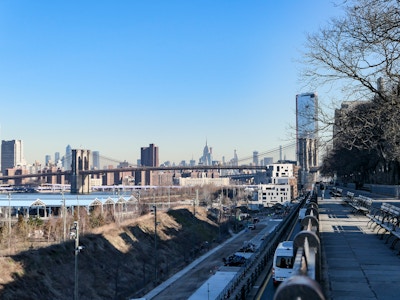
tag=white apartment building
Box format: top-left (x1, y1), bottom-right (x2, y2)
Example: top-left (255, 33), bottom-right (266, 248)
top-left (254, 163), bottom-right (297, 207)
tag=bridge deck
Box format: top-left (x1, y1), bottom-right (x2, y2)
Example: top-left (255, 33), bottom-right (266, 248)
top-left (319, 193), bottom-right (400, 300)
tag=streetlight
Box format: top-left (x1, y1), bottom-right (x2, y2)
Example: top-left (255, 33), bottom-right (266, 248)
top-left (62, 189), bottom-right (66, 241)
top-left (153, 205), bottom-right (158, 284)
top-left (8, 192), bottom-right (11, 254)
top-left (70, 221), bottom-right (84, 300)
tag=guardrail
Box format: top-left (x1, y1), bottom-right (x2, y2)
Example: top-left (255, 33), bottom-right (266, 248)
top-left (214, 194), bottom-right (308, 300)
top-left (273, 190), bottom-right (325, 300)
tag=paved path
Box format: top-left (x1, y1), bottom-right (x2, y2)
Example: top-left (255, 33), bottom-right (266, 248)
top-left (319, 195), bottom-right (400, 300)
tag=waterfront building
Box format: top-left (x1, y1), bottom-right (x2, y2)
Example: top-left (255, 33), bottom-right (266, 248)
top-left (1, 139), bottom-right (25, 174)
top-left (296, 92), bottom-right (319, 190)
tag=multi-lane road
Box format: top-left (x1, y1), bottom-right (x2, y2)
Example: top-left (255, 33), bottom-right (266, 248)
top-left (141, 207), bottom-right (301, 300)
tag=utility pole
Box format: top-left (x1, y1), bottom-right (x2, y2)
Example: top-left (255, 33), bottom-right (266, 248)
top-left (153, 205), bottom-right (158, 284)
top-left (8, 192), bottom-right (11, 254)
top-left (62, 189), bottom-right (66, 241)
top-left (193, 189), bottom-right (198, 216)
top-left (168, 186), bottom-right (170, 209)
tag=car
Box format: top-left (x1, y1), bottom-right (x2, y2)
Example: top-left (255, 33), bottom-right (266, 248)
top-left (247, 223), bottom-right (256, 230)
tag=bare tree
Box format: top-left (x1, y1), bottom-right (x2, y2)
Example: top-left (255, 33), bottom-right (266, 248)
top-left (301, 0), bottom-right (400, 175)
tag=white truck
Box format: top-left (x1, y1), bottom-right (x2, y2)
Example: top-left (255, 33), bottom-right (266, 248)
top-left (272, 241), bottom-right (294, 286)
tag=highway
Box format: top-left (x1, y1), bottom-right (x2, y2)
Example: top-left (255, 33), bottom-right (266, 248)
top-left (139, 198), bottom-right (305, 300)
top-left (255, 216), bottom-right (303, 300)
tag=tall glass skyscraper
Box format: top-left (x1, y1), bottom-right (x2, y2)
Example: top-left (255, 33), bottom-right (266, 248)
top-left (63, 144), bottom-right (72, 170)
top-left (92, 151), bottom-right (100, 169)
top-left (296, 92), bottom-right (319, 189)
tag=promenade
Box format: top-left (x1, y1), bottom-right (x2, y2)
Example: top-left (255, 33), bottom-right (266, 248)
top-left (319, 189), bottom-right (400, 300)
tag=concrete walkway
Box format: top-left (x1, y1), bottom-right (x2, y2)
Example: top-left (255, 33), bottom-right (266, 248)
top-left (319, 196), bottom-right (400, 300)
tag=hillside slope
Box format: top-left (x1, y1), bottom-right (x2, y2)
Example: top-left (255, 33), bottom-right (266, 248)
top-left (0, 205), bottom-right (224, 300)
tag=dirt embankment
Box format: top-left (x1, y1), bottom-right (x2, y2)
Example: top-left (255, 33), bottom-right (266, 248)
top-left (0, 205), bottom-right (229, 300)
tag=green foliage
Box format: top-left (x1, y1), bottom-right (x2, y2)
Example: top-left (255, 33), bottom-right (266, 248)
top-left (27, 216), bottom-right (44, 227)
top-left (89, 213), bottom-right (105, 228)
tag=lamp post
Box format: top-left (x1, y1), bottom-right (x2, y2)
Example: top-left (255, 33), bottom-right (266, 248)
top-left (70, 221), bottom-right (82, 300)
top-left (8, 192), bottom-right (11, 254)
top-left (153, 205), bottom-right (158, 284)
top-left (168, 186), bottom-right (170, 209)
top-left (62, 189), bottom-right (66, 241)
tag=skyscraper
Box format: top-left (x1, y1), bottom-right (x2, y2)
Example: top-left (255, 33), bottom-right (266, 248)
top-left (199, 141), bottom-right (212, 166)
top-left (63, 145), bottom-right (72, 170)
top-left (45, 154), bottom-right (51, 166)
top-left (55, 152), bottom-right (60, 163)
top-left (140, 143), bottom-right (159, 167)
top-left (92, 151), bottom-right (100, 169)
top-left (296, 92), bottom-right (319, 189)
top-left (253, 151), bottom-right (259, 166)
top-left (136, 144), bottom-right (159, 186)
top-left (1, 139), bottom-right (25, 174)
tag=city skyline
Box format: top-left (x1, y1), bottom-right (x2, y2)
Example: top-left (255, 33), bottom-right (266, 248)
top-left (0, 1), bottom-right (343, 165)
top-left (33, 141), bottom-right (295, 167)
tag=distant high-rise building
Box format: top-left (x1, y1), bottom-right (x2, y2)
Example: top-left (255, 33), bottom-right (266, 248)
top-left (136, 143), bottom-right (159, 185)
top-left (55, 152), bottom-right (60, 163)
top-left (296, 92), bottom-right (319, 189)
top-left (1, 139), bottom-right (25, 174)
top-left (63, 144), bottom-right (72, 170)
top-left (92, 151), bottom-right (100, 169)
top-left (45, 154), bottom-right (51, 166)
top-left (262, 157), bottom-right (274, 166)
top-left (253, 151), bottom-right (259, 166)
top-left (199, 141), bottom-right (212, 166)
top-left (231, 150), bottom-right (239, 166)
top-left (140, 143), bottom-right (159, 167)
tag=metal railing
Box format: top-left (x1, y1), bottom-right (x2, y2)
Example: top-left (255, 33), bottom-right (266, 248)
top-left (214, 196), bottom-right (306, 300)
top-left (273, 190), bottom-right (325, 300)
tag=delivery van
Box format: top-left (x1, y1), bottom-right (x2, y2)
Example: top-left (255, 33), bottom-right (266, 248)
top-left (272, 241), bottom-right (294, 286)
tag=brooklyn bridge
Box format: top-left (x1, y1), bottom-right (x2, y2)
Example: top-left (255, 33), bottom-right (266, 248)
top-left (0, 145), bottom-right (296, 194)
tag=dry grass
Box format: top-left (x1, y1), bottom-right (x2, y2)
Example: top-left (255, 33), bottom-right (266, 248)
top-left (0, 205), bottom-right (223, 300)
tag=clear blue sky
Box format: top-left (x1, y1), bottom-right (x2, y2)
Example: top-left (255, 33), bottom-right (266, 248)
top-left (0, 1), bottom-right (342, 166)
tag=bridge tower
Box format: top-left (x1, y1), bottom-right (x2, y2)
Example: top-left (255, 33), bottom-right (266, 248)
top-left (71, 149), bottom-right (91, 194)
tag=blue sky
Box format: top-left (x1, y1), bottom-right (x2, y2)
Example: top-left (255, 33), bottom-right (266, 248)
top-left (0, 1), bottom-right (343, 166)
